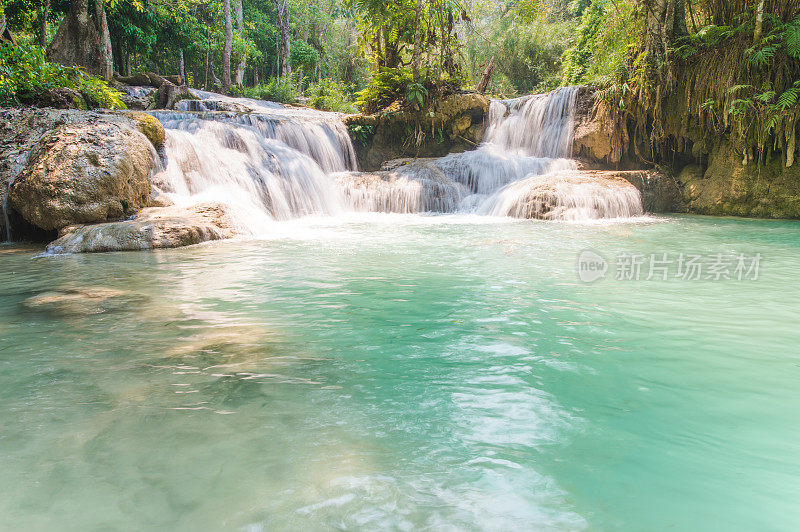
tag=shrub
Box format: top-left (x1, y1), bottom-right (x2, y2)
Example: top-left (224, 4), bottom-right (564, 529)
top-left (0, 43), bottom-right (125, 109)
top-left (230, 77), bottom-right (299, 104)
top-left (305, 79), bottom-right (357, 113)
top-left (355, 67), bottom-right (462, 114)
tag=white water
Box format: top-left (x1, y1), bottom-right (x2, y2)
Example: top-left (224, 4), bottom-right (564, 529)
top-left (150, 86), bottom-right (642, 233)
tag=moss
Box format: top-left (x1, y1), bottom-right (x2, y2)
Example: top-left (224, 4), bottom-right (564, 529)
top-left (344, 93), bottom-right (489, 170)
top-left (126, 112), bottom-right (166, 148)
top-left (678, 140), bottom-right (800, 219)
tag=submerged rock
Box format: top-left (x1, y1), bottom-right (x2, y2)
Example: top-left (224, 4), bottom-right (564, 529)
top-left (46, 203), bottom-right (236, 253)
top-left (21, 287), bottom-right (142, 315)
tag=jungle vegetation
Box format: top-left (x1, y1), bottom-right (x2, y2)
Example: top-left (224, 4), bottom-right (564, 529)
top-left (0, 0), bottom-right (797, 160)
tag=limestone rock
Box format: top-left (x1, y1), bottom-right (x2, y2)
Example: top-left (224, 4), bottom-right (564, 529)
top-left (46, 202), bottom-right (236, 253)
top-left (0, 108), bottom-right (165, 237)
top-left (345, 93), bottom-right (489, 170)
top-left (572, 88), bottom-right (627, 165)
top-left (8, 121), bottom-right (154, 231)
top-left (678, 142), bottom-right (800, 218)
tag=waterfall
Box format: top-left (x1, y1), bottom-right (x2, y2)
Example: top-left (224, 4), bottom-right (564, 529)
top-left (146, 85), bottom-right (641, 234)
top-left (484, 88), bottom-right (578, 158)
top-left (150, 91), bottom-right (360, 233)
top-left (480, 172), bottom-right (644, 220)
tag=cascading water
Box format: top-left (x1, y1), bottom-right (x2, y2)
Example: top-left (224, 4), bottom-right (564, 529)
top-left (149, 85), bottom-right (642, 234)
top-left (338, 85), bottom-right (640, 219)
top-left (149, 91), bottom-right (359, 233)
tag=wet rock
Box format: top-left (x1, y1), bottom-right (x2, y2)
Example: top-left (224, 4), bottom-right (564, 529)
top-left (127, 112), bottom-right (165, 147)
top-left (8, 121), bottom-right (154, 231)
top-left (610, 169), bottom-right (686, 213)
top-left (46, 202), bottom-right (236, 253)
top-left (21, 287), bottom-right (142, 315)
top-left (146, 192), bottom-right (174, 208)
top-left (486, 170), bottom-right (644, 220)
top-left (345, 93), bottom-right (489, 171)
top-left (572, 88), bottom-right (627, 165)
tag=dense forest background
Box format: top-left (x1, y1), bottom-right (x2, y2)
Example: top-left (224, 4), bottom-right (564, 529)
top-left (1, 0), bottom-right (799, 156)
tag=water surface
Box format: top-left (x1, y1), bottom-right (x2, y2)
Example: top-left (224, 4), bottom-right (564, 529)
top-left (1, 214), bottom-right (799, 530)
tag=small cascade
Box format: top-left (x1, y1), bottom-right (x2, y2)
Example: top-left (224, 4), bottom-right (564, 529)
top-left (119, 85), bottom-right (156, 98)
top-left (389, 86), bottom-right (585, 209)
top-left (149, 91), bottom-right (360, 232)
top-left (481, 172), bottom-right (643, 220)
top-left (155, 118), bottom-right (345, 228)
top-left (335, 165), bottom-right (467, 214)
top-left (484, 87), bottom-right (578, 158)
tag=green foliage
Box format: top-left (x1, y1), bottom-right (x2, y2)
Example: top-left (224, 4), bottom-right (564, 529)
top-left (561, 0), bottom-right (637, 86)
top-left (230, 77), bottom-right (300, 103)
top-left (347, 123), bottom-right (374, 146)
top-left (0, 43), bottom-right (125, 109)
top-left (290, 40), bottom-right (320, 73)
top-left (305, 78), bottom-right (358, 112)
top-left (405, 82), bottom-right (427, 108)
top-left (355, 67), bottom-right (414, 113)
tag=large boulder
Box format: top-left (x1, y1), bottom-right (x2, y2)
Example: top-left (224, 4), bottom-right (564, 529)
top-left (46, 203), bottom-right (235, 253)
top-left (0, 108), bottom-right (165, 237)
top-left (8, 121), bottom-right (154, 231)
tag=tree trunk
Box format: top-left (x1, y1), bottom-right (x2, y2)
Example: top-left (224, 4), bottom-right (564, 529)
top-left (754, 0), bottom-right (764, 42)
top-left (179, 49), bottom-right (186, 84)
top-left (38, 0), bottom-right (50, 48)
top-left (208, 53), bottom-right (222, 88)
top-left (412, 0), bottom-right (422, 82)
top-left (94, 0), bottom-right (113, 80)
top-left (641, 0), bottom-right (687, 76)
top-left (48, 0), bottom-right (113, 80)
top-left (222, 0), bottom-right (233, 92)
top-left (476, 56), bottom-right (494, 94)
top-left (274, 0), bottom-right (291, 77)
top-left (235, 0), bottom-right (245, 85)
top-left (0, 13), bottom-right (16, 45)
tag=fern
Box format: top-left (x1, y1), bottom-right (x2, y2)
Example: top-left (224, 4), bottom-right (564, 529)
top-left (747, 45), bottom-right (777, 67)
top-left (785, 16), bottom-right (800, 58)
top-left (755, 90), bottom-right (776, 103)
top-left (728, 85), bottom-right (752, 94)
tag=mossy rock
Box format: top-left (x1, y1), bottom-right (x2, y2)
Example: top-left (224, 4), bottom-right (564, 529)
top-left (678, 141), bottom-right (800, 219)
top-left (126, 111), bottom-right (165, 148)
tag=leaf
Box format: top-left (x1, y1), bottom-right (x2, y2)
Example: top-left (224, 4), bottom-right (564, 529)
top-left (728, 85), bottom-right (752, 94)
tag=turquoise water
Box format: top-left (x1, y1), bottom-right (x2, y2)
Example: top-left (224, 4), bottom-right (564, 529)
top-left (1, 214), bottom-right (799, 531)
